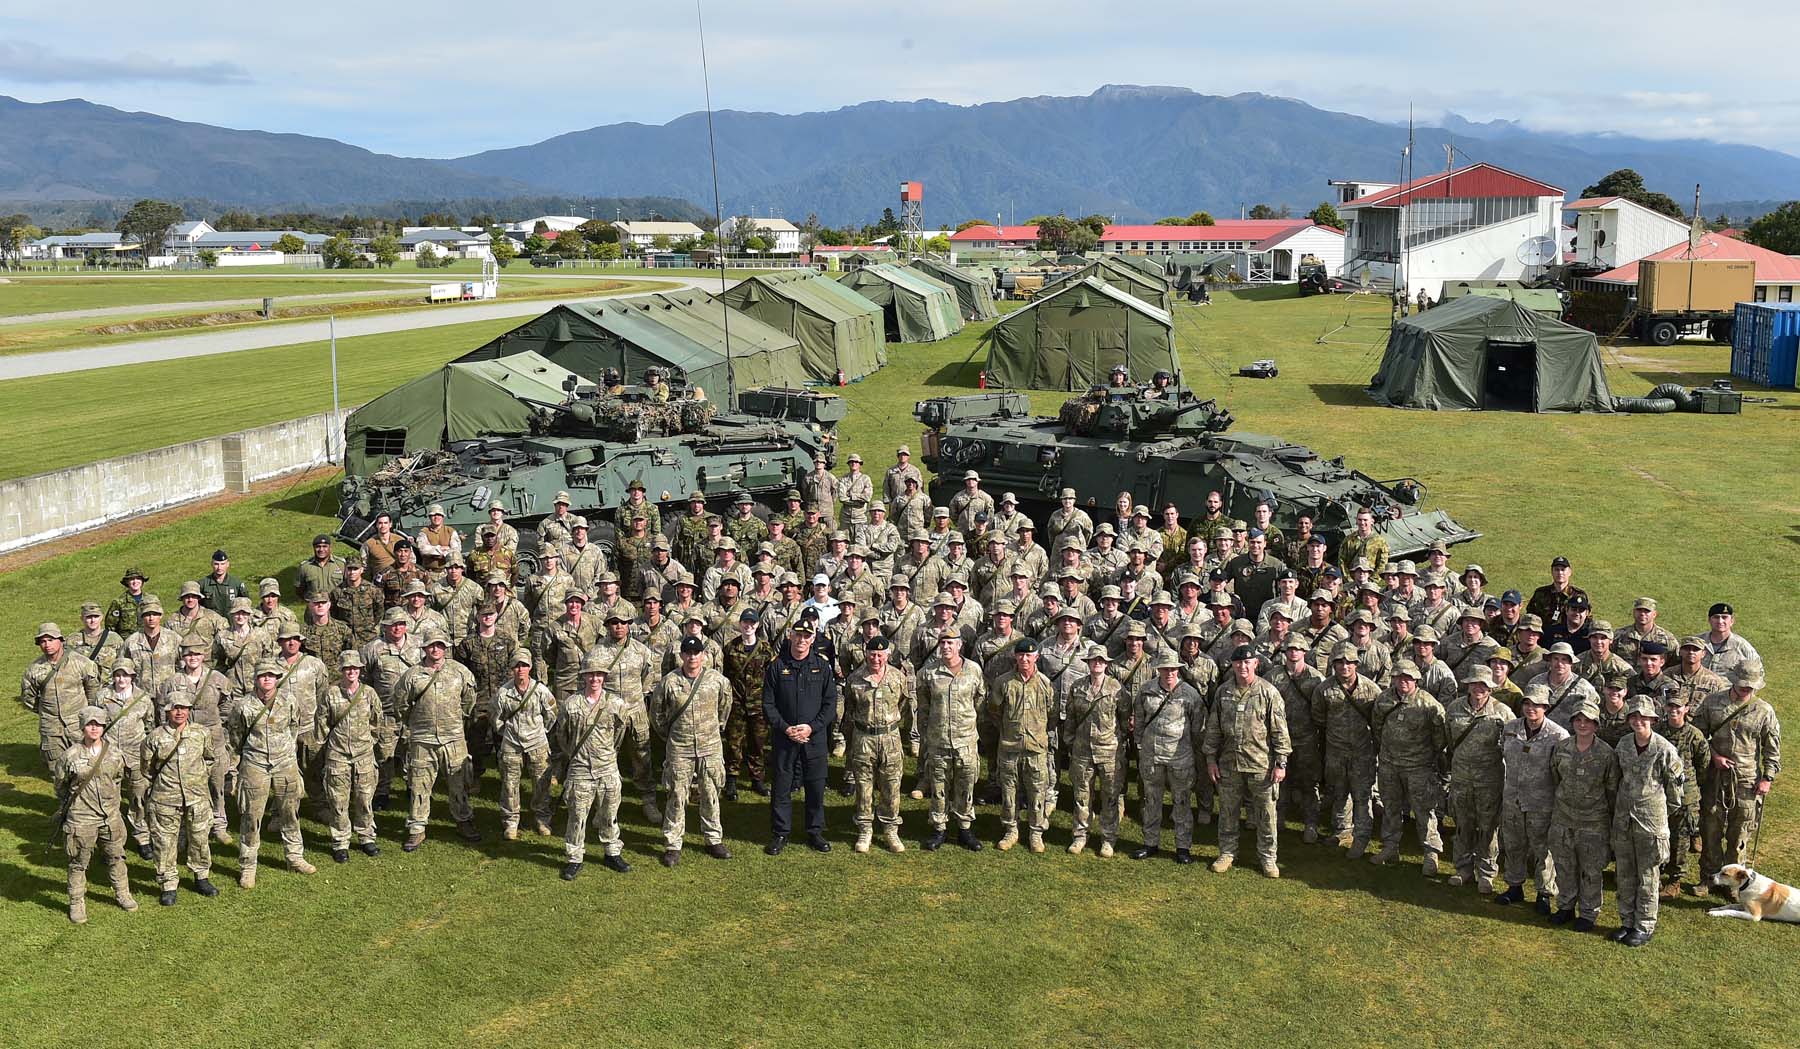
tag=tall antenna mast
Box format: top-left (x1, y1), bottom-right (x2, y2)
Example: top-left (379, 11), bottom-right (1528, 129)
top-left (696, 0), bottom-right (735, 409)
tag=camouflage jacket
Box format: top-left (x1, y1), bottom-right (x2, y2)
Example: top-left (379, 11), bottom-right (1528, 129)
top-left (142, 723), bottom-right (217, 808)
top-left (331, 581), bottom-right (385, 644)
top-left (1551, 736), bottom-right (1618, 830)
top-left (1503, 718), bottom-right (1570, 814)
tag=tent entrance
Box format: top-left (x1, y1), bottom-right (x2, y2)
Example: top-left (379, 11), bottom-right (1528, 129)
top-left (1483, 342), bottom-right (1536, 410)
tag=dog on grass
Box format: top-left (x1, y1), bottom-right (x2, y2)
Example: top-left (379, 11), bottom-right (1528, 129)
top-left (1709, 864), bottom-right (1800, 923)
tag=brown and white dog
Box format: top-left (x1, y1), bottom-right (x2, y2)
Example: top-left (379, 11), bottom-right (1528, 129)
top-left (1710, 864), bottom-right (1800, 923)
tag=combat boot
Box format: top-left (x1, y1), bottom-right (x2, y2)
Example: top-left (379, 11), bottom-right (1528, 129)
top-left (642, 796), bottom-right (664, 824)
top-left (602, 854), bottom-right (632, 873)
top-left (359, 842), bottom-right (381, 857)
top-left (69, 897), bottom-right (86, 925)
top-left (1098, 840), bottom-right (1114, 858)
top-left (1027, 832), bottom-right (1045, 854)
top-left (456, 821), bottom-right (482, 842)
top-left (560, 862), bottom-right (582, 881)
top-left (854, 828), bottom-right (873, 854)
top-left (289, 857), bottom-right (317, 875)
top-left (403, 831), bottom-right (425, 852)
top-left (332, 848), bottom-right (350, 863)
top-left (882, 828), bottom-right (906, 854)
top-left (1422, 851), bottom-right (1440, 877)
top-left (194, 877), bottom-right (218, 897)
top-left (956, 827), bottom-right (983, 852)
top-left (750, 777), bottom-right (769, 796)
top-left (1494, 884), bottom-right (1525, 905)
top-left (1261, 863), bottom-right (1280, 879)
top-left (1068, 835), bottom-right (1087, 855)
top-left (533, 820), bottom-right (553, 837)
top-left (212, 826), bottom-right (234, 846)
top-left (997, 827), bottom-right (1018, 851)
top-left (503, 825), bottom-right (519, 841)
top-left (1659, 881), bottom-right (1682, 900)
top-left (1447, 873), bottom-right (1465, 886)
top-left (1369, 844), bottom-right (1398, 866)
top-left (1475, 876), bottom-right (1494, 894)
top-left (239, 867), bottom-right (257, 890)
top-left (159, 889), bottom-right (178, 906)
top-left (1302, 824), bottom-right (1319, 845)
top-left (723, 779), bottom-right (739, 802)
top-left (1211, 854), bottom-right (1234, 874)
top-left (1345, 837), bottom-right (1369, 861)
top-left (115, 886), bottom-right (138, 912)
top-left (922, 828), bottom-right (945, 851)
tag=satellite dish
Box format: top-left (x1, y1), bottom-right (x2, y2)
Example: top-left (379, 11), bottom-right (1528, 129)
top-left (1689, 219), bottom-right (1706, 252)
top-left (1593, 229), bottom-right (1607, 247)
top-left (1517, 236), bottom-right (1557, 267)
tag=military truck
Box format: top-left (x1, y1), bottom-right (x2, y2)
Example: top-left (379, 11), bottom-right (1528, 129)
top-left (338, 386), bottom-right (844, 559)
top-left (912, 389), bottom-right (1479, 557)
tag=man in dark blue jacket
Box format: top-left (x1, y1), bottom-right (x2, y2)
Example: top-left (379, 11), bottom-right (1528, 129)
top-left (763, 621), bottom-right (837, 854)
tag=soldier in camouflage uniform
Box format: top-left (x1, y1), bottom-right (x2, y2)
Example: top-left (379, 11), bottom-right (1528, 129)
top-left (57, 707), bottom-right (135, 923)
top-left (75, 603), bottom-right (127, 679)
top-left (493, 649), bottom-right (559, 839)
top-left (316, 650), bottom-right (383, 862)
top-left (394, 629), bottom-right (480, 851)
top-left (142, 692), bottom-right (220, 905)
top-left (989, 641), bottom-right (1055, 853)
top-left (845, 636), bottom-right (910, 853)
top-left (558, 655), bottom-right (632, 879)
top-left (331, 558), bottom-right (384, 645)
top-left (919, 633), bottom-right (987, 851)
top-left (1695, 662), bottom-right (1781, 891)
top-left (1335, 508), bottom-right (1388, 575)
top-left (616, 515), bottom-right (655, 600)
top-left (595, 610), bottom-right (663, 824)
top-left (533, 591), bottom-right (600, 702)
top-left (1611, 695), bottom-right (1683, 946)
top-left (360, 609), bottom-right (416, 809)
top-left (299, 592), bottom-right (354, 678)
top-left (653, 637), bottom-right (735, 866)
top-left (105, 567), bottom-right (151, 636)
top-left (1656, 689), bottom-right (1709, 896)
top-left (613, 479), bottom-right (663, 540)
top-left (1064, 644), bottom-right (1122, 856)
top-left (1443, 667), bottom-right (1509, 891)
top-left (168, 581), bottom-right (227, 651)
top-left (1547, 699), bottom-right (1617, 930)
top-left (159, 638), bottom-right (234, 843)
top-left (455, 603), bottom-right (512, 780)
top-left (229, 660), bottom-right (314, 887)
top-left (1268, 637), bottom-right (1324, 843)
top-left (21, 621), bottom-right (102, 777)
top-left (674, 492), bottom-right (713, 574)
top-left (432, 558), bottom-right (484, 642)
top-left (100, 661), bottom-right (157, 858)
top-left (725, 492), bottom-right (770, 552)
top-left (1497, 684), bottom-right (1568, 910)
top-left (721, 611), bottom-right (774, 799)
top-left (1312, 643), bottom-right (1381, 856)
top-left (1205, 647), bottom-right (1291, 876)
top-left (795, 507), bottom-right (831, 578)
top-left (1133, 656), bottom-right (1204, 863)
top-left (124, 600), bottom-right (181, 702)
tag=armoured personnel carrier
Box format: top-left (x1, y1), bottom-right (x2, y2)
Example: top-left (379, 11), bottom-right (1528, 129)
top-left (338, 386), bottom-right (844, 557)
top-left (913, 389), bottom-right (1478, 557)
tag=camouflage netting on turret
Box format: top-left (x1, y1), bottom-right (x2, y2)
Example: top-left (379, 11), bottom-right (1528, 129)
top-left (1058, 395), bottom-right (1104, 436)
top-left (594, 396), bottom-right (717, 441)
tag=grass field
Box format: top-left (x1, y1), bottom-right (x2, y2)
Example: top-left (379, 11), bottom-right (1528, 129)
top-left (2, 288), bottom-right (1798, 1048)
top-left (0, 276), bottom-right (420, 317)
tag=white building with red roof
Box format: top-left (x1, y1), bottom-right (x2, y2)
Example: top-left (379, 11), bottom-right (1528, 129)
top-left (949, 224), bottom-right (1041, 250)
top-left (1335, 162), bottom-right (1565, 299)
top-left (1564, 196), bottom-right (1690, 272)
top-left (950, 218), bottom-right (1344, 282)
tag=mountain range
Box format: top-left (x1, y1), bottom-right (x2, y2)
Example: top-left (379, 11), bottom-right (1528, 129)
top-left (4, 87), bottom-right (1797, 226)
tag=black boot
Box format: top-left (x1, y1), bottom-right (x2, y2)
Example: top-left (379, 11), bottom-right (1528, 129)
top-left (1550, 907), bottom-right (1576, 925)
top-left (1571, 916), bottom-right (1596, 933)
top-left (560, 862), bottom-right (582, 881)
top-left (751, 777), bottom-right (769, 796)
top-left (1173, 848), bottom-right (1195, 865)
top-left (1534, 896), bottom-right (1553, 916)
top-left (724, 779), bottom-right (739, 802)
top-left (956, 828), bottom-right (983, 852)
top-left (159, 889), bottom-right (178, 906)
top-left (1132, 845), bottom-right (1159, 860)
top-left (922, 829), bottom-right (945, 851)
top-left (765, 835), bottom-right (789, 856)
top-left (1494, 884), bottom-right (1524, 905)
top-left (332, 848), bottom-right (349, 864)
top-left (602, 854), bottom-right (632, 873)
top-left (1622, 927), bottom-right (1651, 947)
top-left (359, 842), bottom-right (381, 857)
top-left (193, 877), bottom-right (218, 898)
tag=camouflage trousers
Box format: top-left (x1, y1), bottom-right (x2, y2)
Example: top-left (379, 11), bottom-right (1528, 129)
top-left (1323, 748), bottom-right (1376, 843)
top-left (150, 798), bottom-right (212, 890)
top-left (1216, 767), bottom-right (1278, 867)
top-left (851, 731), bottom-right (903, 829)
top-left (66, 814), bottom-right (129, 906)
top-left (1700, 779), bottom-right (1762, 884)
top-left (996, 744), bottom-right (1049, 834)
top-left (1068, 745), bottom-right (1119, 843)
top-left (204, 726), bottom-right (232, 834)
top-left (1378, 764), bottom-right (1443, 854)
top-left (1109, 729), bottom-right (1138, 824)
top-left (1448, 777), bottom-right (1503, 887)
top-left (321, 751), bottom-right (377, 850)
top-left (499, 742), bottom-right (555, 832)
top-left (405, 739), bottom-right (473, 836)
top-left (1661, 805), bottom-right (1699, 885)
top-left (120, 758), bottom-right (150, 849)
top-left (1614, 825), bottom-right (1671, 934)
top-left (926, 741), bottom-right (979, 830)
top-left (39, 729), bottom-right (76, 780)
top-left (1140, 758), bottom-right (1196, 851)
top-left (662, 749), bottom-right (725, 849)
top-left (1278, 745), bottom-right (1323, 830)
top-left (724, 697), bottom-right (768, 781)
top-left (1549, 823), bottom-right (1609, 920)
top-left (563, 771), bottom-right (623, 863)
top-left (615, 696), bottom-right (658, 804)
top-left (1500, 803), bottom-right (1558, 898)
top-left (238, 761), bottom-right (305, 869)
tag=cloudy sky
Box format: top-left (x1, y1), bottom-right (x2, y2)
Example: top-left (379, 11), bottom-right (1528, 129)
top-left (2, 2), bottom-right (1794, 158)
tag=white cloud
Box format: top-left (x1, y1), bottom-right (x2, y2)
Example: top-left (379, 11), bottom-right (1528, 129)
top-left (0, 39), bottom-right (250, 85)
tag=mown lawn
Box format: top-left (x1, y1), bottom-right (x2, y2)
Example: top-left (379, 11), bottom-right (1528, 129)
top-left (1, 288), bottom-right (1797, 1048)
top-left (0, 276), bottom-right (410, 316)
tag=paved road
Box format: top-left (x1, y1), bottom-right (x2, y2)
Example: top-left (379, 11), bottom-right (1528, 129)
top-left (0, 275), bottom-right (724, 381)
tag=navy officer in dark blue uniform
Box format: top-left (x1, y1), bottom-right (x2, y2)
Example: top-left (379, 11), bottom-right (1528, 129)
top-left (763, 620), bottom-right (838, 854)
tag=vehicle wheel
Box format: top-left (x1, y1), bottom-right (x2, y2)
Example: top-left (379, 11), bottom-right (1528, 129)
top-left (1647, 321), bottom-right (1679, 347)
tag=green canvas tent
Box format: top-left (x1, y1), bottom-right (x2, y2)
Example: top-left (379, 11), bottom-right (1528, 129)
top-left (616, 291), bottom-right (808, 388)
top-left (1108, 253), bottom-right (1168, 279)
top-left (1044, 255), bottom-right (1173, 312)
top-left (720, 271), bottom-right (885, 381)
top-left (452, 299), bottom-right (804, 395)
top-left (1436, 281), bottom-right (1566, 318)
top-left (980, 276), bottom-right (1181, 391)
top-left (910, 257), bottom-right (998, 321)
top-left (834, 263), bottom-right (964, 342)
top-left (1368, 294), bottom-right (1615, 412)
top-left (343, 351), bottom-right (591, 475)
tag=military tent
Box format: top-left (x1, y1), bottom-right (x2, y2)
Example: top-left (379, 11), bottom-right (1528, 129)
top-left (720, 271), bottom-right (885, 381)
top-left (616, 290), bottom-right (808, 387)
top-left (910, 258), bottom-right (998, 321)
top-left (452, 299), bottom-right (804, 394)
top-left (1368, 295), bottom-right (1615, 412)
top-left (980, 276), bottom-right (1180, 391)
top-left (835, 263), bottom-right (964, 342)
top-left (1044, 255), bottom-right (1172, 312)
top-left (343, 352), bottom-right (591, 475)
top-left (1436, 280), bottom-right (1566, 318)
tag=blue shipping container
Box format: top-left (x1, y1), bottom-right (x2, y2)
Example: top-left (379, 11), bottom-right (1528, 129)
top-left (1731, 301), bottom-right (1800, 388)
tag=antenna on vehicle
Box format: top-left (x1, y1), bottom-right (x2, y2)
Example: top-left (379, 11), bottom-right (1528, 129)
top-left (696, 0), bottom-right (735, 409)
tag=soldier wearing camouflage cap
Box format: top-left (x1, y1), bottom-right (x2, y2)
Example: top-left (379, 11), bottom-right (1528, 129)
top-left (228, 658), bottom-right (313, 887)
top-left (124, 597), bottom-right (181, 701)
top-left (1368, 660), bottom-right (1448, 874)
top-left (1443, 666), bottom-right (1509, 891)
top-left (57, 705), bottom-right (134, 923)
top-left (1204, 645), bottom-right (1291, 877)
top-left (1314, 642), bottom-right (1383, 857)
top-left (1547, 697), bottom-right (1618, 931)
top-left (23, 620), bottom-right (103, 779)
top-left (493, 648), bottom-right (559, 840)
top-left (1610, 694), bottom-right (1683, 946)
top-left (392, 627), bottom-right (481, 852)
top-left (142, 682), bottom-right (222, 905)
top-left (1496, 683), bottom-right (1569, 910)
top-left (98, 658), bottom-right (157, 859)
top-left (1694, 660), bottom-right (1781, 892)
top-left (317, 648), bottom-right (383, 862)
top-left (1133, 652), bottom-right (1205, 863)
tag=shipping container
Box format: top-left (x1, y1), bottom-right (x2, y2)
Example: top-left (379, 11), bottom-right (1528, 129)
top-left (1638, 259), bottom-right (1756, 314)
top-left (1730, 301), bottom-right (1800, 388)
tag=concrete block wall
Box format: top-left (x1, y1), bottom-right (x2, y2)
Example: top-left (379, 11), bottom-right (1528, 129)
top-left (0, 408), bottom-right (351, 555)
